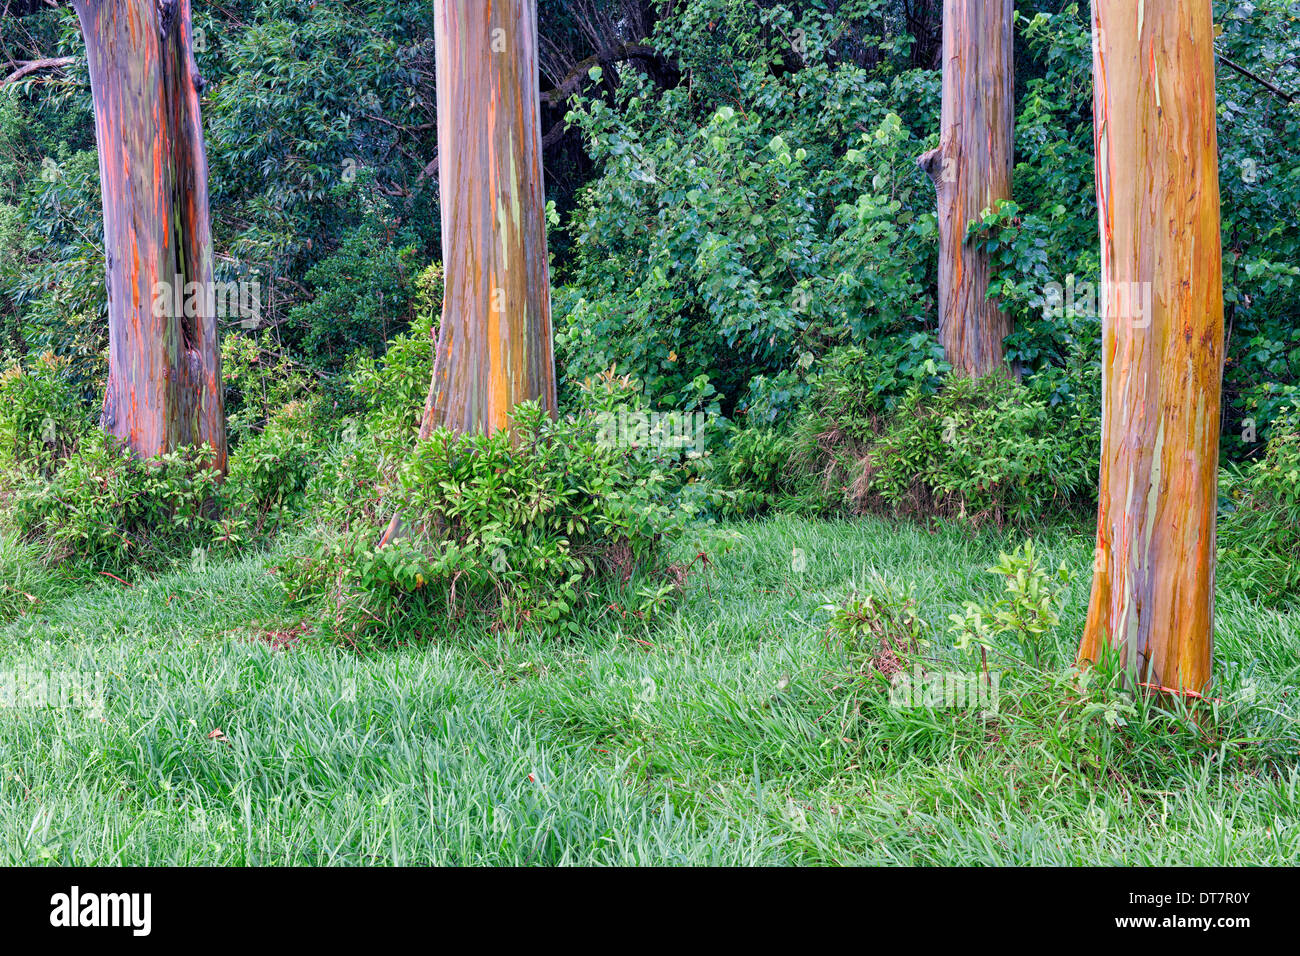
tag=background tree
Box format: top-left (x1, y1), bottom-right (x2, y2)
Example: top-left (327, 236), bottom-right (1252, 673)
top-left (918, 0), bottom-right (1013, 377)
top-left (419, 0), bottom-right (556, 438)
top-left (75, 0), bottom-right (226, 470)
top-left (1077, 0), bottom-right (1225, 693)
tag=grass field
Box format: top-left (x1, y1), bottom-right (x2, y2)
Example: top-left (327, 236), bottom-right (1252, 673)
top-left (1, 514), bottom-right (1297, 864)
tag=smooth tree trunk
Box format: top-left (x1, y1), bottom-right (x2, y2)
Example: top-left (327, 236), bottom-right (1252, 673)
top-left (1077, 0), bottom-right (1225, 694)
top-left (421, 0), bottom-right (556, 438)
top-left (918, 0), bottom-right (1014, 377)
top-left (76, 0), bottom-right (226, 472)
top-left (377, 0), bottom-right (555, 549)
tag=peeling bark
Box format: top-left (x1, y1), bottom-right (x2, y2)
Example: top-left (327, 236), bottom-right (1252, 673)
top-left (1077, 0), bottom-right (1224, 693)
top-left (420, 0), bottom-right (557, 439)
top-left (920, 0), bottom-right (1014, 377)
top-left (1, 56), bottom-right (77, 86)
top-left (378, 0), bottom-right (556, 550)
top-left (75, 0), bottom-right (226, 472)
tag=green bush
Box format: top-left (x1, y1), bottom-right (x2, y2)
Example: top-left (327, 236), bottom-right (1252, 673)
top-left (220, 331), bottom-right (321, 445)
top-left (796, 340), bottom-right (946, 440)
top-left (821, 573), bottom-right (929, 680)
top-left (863, 375), bottom-right (1096, 525)
top-left (712, 339), bottom-right (948, 517)
top-left (288, 188), bottom-right (425, 374)
top-left (717, 365), bottom-right (1098, 524)
top-left (2, 350), bottom-right (318, 569)
top-left (947, 541), bottom-right (1073, 670)
top-left (1218, 407), bottom-right (1300, 607)
top-left (217, 401), bottom-right (320, 543)
top-left (0, 353), bottom-right (90, 478)
top-left (281, 374), bottom-right (695, 650)
top-left (710, 425), bottom-right (801, 515)
top-left (344, 302), bottom-right (436, 454)
top-left (557, 6), bottom-right (937, 413)
top-left (5, 431), bottom-right (221, 574)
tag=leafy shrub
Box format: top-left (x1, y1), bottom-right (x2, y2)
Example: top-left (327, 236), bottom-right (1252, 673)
top-left (220, 331), bottom-right (320, 445)
top-left (1246, 408), bottom-right (1300, 513)
top-left (217, 400), bottom-right (320, 543)
top-left (947, 541), bottom-right (1073, 669)
top-left (713, 339), bottom-right (948, 516)
top-left (288, 190), bottom-right (424, 373)
top-left (822, 573), bottom-right (929, 680)
top-left (713, 369), bottom-right (1095, 523)
top-left (804, 340), bottom-right (948, 439)
top-left (1218, 407), bottom-right (1300, 607)
top-left (862, 375), bottom-right (1097, 525)
top-left (301, 310), bottom-right (442, 538)
top-left (5, 431), bottom-right (221, 574)
top-left (1, 144), bottom-right (110, 405)
top-left (711, 425), bottom-right (800, 515)
top-left (281, 374), bottom-right (695, 649)
top-left (557, 10), bottom-right (937, 413)
top-left (0, 353), bottom-right (90, 478)
top-left (0, 351), bottom-right (311, 568)
top-left (344, 304), bottom-right (436, 453)
top-left (791, 339), bottom-right (951, 512)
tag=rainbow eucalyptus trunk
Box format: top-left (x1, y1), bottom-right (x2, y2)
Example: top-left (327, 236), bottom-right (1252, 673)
top-left (917, 0), bottom-right (1014, 377)
top-left (420, 0), bottom-right (556, 437)
top-left (1077, 0), bottom-right (1225, 694)
top-left (76, 0), bottom-right (226, 473)
top-left (377, 0), bottom-right (555, 549)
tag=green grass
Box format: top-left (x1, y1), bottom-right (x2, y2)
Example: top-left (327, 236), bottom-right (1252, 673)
top-left (1, 514), bottom-right (1297, 864)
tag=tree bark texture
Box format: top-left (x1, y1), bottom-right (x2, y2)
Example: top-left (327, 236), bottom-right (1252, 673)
top-left (1077, 0), bottom-right (1225, 694)
top-left (421, 0), bottom-right (557, 439)
top-left (76, 0), bottom-right (226, 472)
top-left (918, 0), bottom-right (1014, 378)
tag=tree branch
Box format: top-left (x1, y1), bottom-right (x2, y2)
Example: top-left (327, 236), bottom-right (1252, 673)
top-left (542, 40), bottom-right (662, 108)
top-left (2, 55), bottom-right (75, 85)
top-left (1216, 51), bottom-right (1296, 103)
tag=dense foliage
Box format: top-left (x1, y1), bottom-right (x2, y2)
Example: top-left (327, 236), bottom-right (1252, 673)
top-left (0, 0), bottom-right (1296, 611)
top-left (554, 0), bottom-right (1298, 453)
top-left (0, 0), bottom-right (1296, 876)
top-left (1219, 408), bottom-right (1300, 607)
top-left (280, 365), bottom-right (700, 649)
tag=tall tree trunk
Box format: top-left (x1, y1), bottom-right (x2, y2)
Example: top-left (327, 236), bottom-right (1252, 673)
top-left (75, 0), bottom-right (226, 473)
top-left (420, 0), bottom-right (556, 438)
top-left (378, 0), bottom-right (555, 549)
top-left (918, 0), bottom-right (1014, 378)
top-left (1077, 0), bottom-right (1224, 694)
